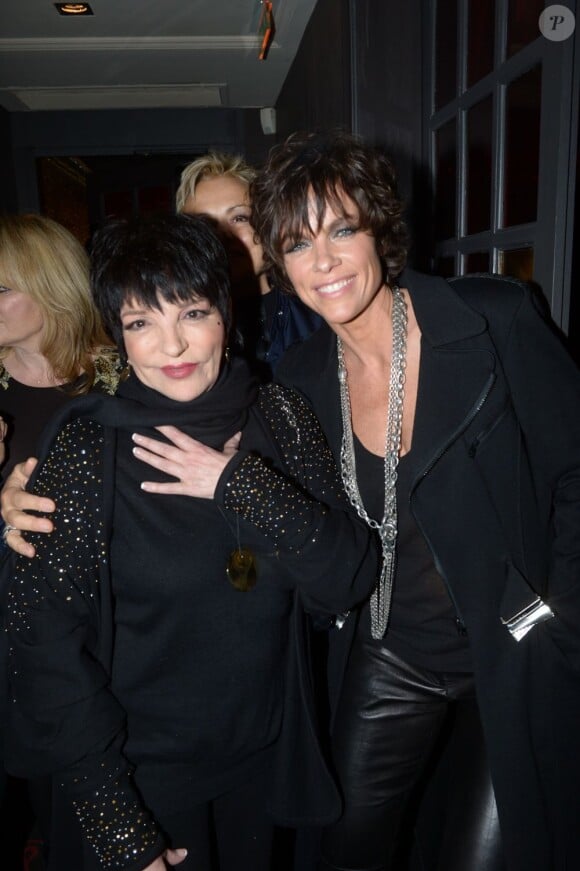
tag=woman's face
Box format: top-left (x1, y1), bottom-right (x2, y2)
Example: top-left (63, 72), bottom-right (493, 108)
top-left (282, 192), bottom-right (385, 331)
top-left (121, 293), bottom-right (226, 402)
top-left (0, 283), bottom-right (45, 351)
top-left (183, 175), bottom-right (265, 283)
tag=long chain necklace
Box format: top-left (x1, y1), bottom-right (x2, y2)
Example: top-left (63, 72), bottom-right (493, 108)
top-left (337, 285), bottom-right (407, 639)
top-left (216, 505), bottom-right (257, 592)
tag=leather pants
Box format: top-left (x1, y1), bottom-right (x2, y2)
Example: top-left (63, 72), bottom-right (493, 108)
top-left (318, 640), bottom-right (505, 871)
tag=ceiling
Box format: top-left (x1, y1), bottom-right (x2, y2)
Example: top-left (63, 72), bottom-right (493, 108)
top-left (0, 0), bottom-right (318, 113)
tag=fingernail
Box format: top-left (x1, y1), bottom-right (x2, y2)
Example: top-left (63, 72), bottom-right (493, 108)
top-left (177, 849), bottom-right (188, 857)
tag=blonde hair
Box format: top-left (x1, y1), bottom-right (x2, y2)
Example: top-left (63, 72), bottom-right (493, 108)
top-left (175, 152), bottom-right (256, 214)
top-left (0, 213), bottom-right (110, 393)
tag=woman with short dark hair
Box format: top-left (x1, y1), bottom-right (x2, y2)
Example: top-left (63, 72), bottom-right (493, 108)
top-left (251, 130), bottom-right (580, 871)
top-left (2, 213), bottom-right (376, 871)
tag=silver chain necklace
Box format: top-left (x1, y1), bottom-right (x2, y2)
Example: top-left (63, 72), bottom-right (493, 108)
top-left (337, 285), bottom-right (407, 639)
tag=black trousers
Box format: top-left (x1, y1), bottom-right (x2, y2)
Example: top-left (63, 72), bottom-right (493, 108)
top-left (153, 774), bottom-right (274, 871)
top-left (49, 773), bottom-right (274, 871)
top-left (319, 640), bottom-right (504, 871)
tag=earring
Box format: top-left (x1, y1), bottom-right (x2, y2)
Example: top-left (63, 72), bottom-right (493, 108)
top-left (118, 352), bottom-right (131, 380)
top-left (224, 346), bottom-right (230, 362)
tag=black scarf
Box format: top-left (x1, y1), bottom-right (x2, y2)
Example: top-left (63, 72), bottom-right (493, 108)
top-left (76, 356), bottom-right (258, 449)
top-left (30, 356), bottom-right (258, 508)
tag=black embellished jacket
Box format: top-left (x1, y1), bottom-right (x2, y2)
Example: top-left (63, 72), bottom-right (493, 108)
top-left (3, 383), bottom-right (378, 871)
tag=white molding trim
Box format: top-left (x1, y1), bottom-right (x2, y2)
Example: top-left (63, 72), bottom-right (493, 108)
top-left (0, 35), bottom-right (279, 53)
top-left (4, 83), bottom-right (226, 111)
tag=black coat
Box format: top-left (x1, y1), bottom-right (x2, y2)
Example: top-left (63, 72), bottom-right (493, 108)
top-left (277, 270), bottom-right (580, 870)
top-left (3, 380), bottom-right (378, 869)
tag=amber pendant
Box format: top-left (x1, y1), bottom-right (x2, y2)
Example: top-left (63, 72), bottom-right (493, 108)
top-left (227, 548), bottom-right (257, 591)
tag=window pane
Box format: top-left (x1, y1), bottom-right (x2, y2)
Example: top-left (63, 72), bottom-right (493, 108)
top-left (466, 95), bottom-right (493, 234)
top-left (435, 0), bottom-right (458, 108)
top-left (503, 65), bottom-right (542, 227)
top-left (465, 252), bottom-right (490, 273)
top-left (498, 247), bottom-right (535, 281)
top-left (434, 118), bottom-right (457, 240)
top-left (507, 0), bottom-right (545, 57)
top-left (468, 0), bottom-right (495, 86)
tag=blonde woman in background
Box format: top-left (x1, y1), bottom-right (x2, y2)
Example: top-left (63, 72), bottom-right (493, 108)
top-left (176, 152), bottom-right (321, 380)
top-left (0, 213), bottom-right (121, 869)
top-left (0, 214), bottom-right (120, 481)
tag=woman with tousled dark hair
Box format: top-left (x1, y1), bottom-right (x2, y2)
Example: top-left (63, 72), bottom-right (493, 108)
top-left (1, 213), bottom-right (377, 870)
top-left (252, 130), bottom-right (409, 295)
top-left (250, 129), bottom-right (580, 871)
top-left (175, 151), bottom-right (322, 380)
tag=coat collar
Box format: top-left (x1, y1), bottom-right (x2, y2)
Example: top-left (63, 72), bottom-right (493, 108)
top-left (304, 267), bottom-right (489, 370)
top-left (400, 270), bottom-right (496, 487)
top-left (400, 268), bottom-right (487, 348)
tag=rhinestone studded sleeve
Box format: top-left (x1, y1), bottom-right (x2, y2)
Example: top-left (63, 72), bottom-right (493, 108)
top-left (218, 384), bottom-right (378, 613)
top-left (5, 418), bottom-right (165, 870)
top-left (220, 384), bottom-right (345, 552)
top-left (61, 738), bottom-right (164, 871)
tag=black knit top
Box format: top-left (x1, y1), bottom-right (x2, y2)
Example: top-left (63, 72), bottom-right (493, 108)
top-left (353, 436), bottom-right (471, 671)
top-left (4, 360), bottom-right (378, 871)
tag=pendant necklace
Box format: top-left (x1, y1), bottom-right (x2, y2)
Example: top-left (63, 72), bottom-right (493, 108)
top-left (337, 285), bottom-right (407, 639)
top-left (217, 506), bottom-right (257, 592)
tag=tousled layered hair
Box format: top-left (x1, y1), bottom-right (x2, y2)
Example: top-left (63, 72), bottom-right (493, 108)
top-left (175, 152), bottom-right (256, 214)
top-left (250, 130), bottom-right (409, 294)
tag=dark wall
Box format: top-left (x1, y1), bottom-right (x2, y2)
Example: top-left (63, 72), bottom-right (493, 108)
top-left (350, 0), bottom-right (423, 196)
top-left (7, 106), bottom-right (274, 212)
top-left (350, 0), bottom-right (427, 270)
top-left (274, 0), bottom-right (352, 142)
top-left (239, 108), bottom-right (275, 168)
top-left (274, 0), bottom-right (427, 270)
top-left (0, 108), bottom-right (18, 214)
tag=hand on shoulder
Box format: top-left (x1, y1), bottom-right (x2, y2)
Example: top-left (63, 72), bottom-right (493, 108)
top-left (1, 457), bottom-right (55, 558)
top-left (132, 426), bottom-right (242, 499)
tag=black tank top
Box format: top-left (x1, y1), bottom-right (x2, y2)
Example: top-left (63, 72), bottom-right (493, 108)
top-left (354, 436), bottom-right (471, 672)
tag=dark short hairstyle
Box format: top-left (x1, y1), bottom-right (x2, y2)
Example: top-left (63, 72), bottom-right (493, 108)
top-left (90, 213), bottom-right (232, 354)
top-left (251, 130), bottom-right (409, 294)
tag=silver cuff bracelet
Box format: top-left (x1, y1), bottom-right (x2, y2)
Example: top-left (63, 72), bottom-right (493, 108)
top-left (501, 595), bottom-right (554, 642)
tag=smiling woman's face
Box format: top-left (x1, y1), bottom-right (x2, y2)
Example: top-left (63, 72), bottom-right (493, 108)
top-left (282, 191), bottom-right (384, 331)
top-left (121, 293), bottom-right (226, 402)
top-left (183, 175), bottom-right (265, 283)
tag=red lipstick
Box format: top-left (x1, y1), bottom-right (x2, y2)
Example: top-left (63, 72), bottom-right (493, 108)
top-left (161, 363), bottom-right (198, 379)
